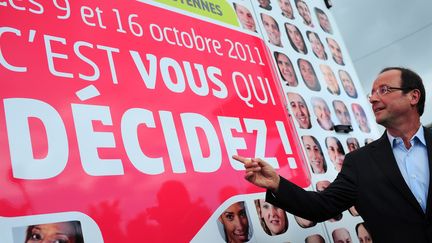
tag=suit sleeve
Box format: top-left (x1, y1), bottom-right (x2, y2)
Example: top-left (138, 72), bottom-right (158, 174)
top-left (265, 152), bottom-right (359, 222)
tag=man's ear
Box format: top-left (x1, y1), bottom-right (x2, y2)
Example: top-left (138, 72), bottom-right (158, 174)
top-left (410, 89), bottom-right (421, 106)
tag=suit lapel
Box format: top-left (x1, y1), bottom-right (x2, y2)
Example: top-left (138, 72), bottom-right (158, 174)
top-left (424, 127), bottom-right (432, 218)
top-left (371, 132), bottom-right (424, 214)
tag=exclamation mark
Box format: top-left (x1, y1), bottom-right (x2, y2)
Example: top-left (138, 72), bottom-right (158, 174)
top-left (276, 121), bottom-right (297, 169)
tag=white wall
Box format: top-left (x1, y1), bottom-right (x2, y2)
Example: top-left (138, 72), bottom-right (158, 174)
top-left (331, 0), bottom-right (432, 130)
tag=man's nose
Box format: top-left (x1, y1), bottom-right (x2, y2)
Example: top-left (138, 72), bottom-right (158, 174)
top-left (368, 90), bottom-right (379, 103)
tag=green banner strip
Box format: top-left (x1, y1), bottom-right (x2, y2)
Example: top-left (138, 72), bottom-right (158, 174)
top-left (154, 0), bottom-right (239, 27)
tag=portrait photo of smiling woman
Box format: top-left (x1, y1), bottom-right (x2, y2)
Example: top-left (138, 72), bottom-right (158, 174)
top-left (274, 52), bottom-right (298, 86)
top-left (218, 201), bottom-right (252, 243)
top-left (301, 135), bottom-right (327, 174)
top-left (254, 199), bottom-right (288, 236)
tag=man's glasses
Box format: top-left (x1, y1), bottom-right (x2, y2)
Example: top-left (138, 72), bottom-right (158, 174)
top-left (367, 85), bottom-right (412, 101)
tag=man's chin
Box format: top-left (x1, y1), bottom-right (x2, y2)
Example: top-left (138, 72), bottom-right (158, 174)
top-left (375, 117), bottom-right (387, 127)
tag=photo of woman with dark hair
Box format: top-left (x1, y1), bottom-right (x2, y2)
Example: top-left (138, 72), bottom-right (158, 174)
top-left (274, 52), bottom-right (298, 86)
top-left (302, 135), bottom-right (327, 174)
top-left (285, 23), bottom-right (307, 54)
top-left (307, 31), bottom-right (327, 60)
top-left (219, 201), bottom-right (251, 243)
top-left (25, 221), bottom-right (84, 243)
top-left (298, 59), bottom-right (320, 91)
top-left (339, 70), bottom-right (358, 98)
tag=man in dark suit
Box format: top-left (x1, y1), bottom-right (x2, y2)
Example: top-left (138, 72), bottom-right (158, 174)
top-left (234, 67), bottom-right (432, 242)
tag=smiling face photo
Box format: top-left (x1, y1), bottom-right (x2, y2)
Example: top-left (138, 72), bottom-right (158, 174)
top-left (287, 92), bottom-right (311, 129)
top-left (352, 103), bottom-right (371, 133)
top-left (315, 8), bottom-right (332, 33)
top-left (332, 100), bottom-right (351, 125)
top-left (298, 59), bottom-right (320, 91)
top-left (275, 52), bottom-right (298, 86)
top-left (302, 135), bottom-right (327, 174)
top-left (286, 23), bottom-right (307, 54)
top-left (255, 199), bottom-right (288, 236)
top-left (308, 32), bottom-right (327, 60)
top-left (295, 0), bottom-right (313, 27)
top-left (327, 37), bottom-right (344, 65)
top-left (234, 3), bottom-right (256, 32)
top-left (261, 13), bottom-right (282, 47)
top-left (311, 97), bottom-right (334, 130)
top-left (320, 64), bottom-right (340, 95)
top-left (339, 70), bottom-right (358, 98)
top-left (219, 201), bottom-right (250, 243)
top-left (278, 0), bottom-right (294, 19)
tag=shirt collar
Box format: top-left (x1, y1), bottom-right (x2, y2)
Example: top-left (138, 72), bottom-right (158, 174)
top-left (387, 125), bottom-right (426, 148)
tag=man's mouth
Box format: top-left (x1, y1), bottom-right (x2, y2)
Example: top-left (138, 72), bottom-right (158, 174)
top-left (373, 107), bottom-right (385, 113)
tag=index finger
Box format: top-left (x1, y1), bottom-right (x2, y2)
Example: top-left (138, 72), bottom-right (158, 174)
top-left (232, 155), bottom-right (251, 164)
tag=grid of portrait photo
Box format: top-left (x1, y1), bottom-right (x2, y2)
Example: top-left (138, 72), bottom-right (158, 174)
top-left (229, 0), bottom-right (380, 242)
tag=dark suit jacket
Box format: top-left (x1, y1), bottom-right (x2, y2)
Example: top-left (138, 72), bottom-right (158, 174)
top-left (266, 127), bottom-right (432, 243)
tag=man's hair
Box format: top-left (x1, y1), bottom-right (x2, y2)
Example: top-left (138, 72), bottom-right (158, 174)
top-left (380, 67), bottom-right (426, 116)
top-left (305, 234), bottom-right (324, 243)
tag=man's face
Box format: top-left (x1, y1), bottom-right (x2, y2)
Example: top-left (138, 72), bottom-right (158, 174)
top-left (305, 234), bottom-right (324, 243)
top-left (288, 93), bottom-right (310, 128)
top-left (297, 1), bottom-right (312, 25)
top-left (318, 13), bottom-right (332, 33)
top-left (332, 228), bottom-right (352, 243)
top-left (313, 98), bottom-right (333, 130)
top-left (262, 14), bottom-right (281, 46)
top-left (320, 64), bottom-right (339, 94)
top-left (279, 0), bottom-right (293, 18)
top-left (333, 100), bottom-right (351, 125)
top-left (368, 69), bottom-right (413, 127)
top-left (327, 38), bottom-right (343, 65)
